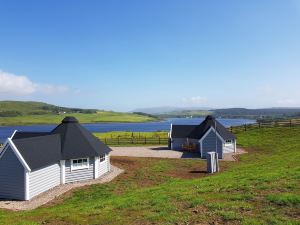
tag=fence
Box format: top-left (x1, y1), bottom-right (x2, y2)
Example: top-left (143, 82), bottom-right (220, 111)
top-left (101, 137), bottom-right (169, 146)
top-left (96, 118), bottom-right (300, 145)
top-left (229, 118), bottom-right (300, 133)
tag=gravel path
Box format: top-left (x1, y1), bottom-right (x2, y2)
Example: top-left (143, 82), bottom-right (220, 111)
top-left (111, 146), bottom-right (246, 160)
top-left (0, 165), bottom-right (124, 211)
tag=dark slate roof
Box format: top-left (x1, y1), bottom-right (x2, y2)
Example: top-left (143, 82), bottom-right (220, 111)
top-left (12, 134), bottom-right (61, 170)
top-left (12, 132), bottom-right (49, 140)
top-left (51, 117), bottom-right (111, 160)
top-left (171, 115), bottom-right (236, 140)
top-left (10, 116), bottom-right (111, 170)
top-left (171, 125), bottom-right (198, 138)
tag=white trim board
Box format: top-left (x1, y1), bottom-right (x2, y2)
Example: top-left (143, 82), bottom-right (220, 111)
top-left (0, 138), bottom-right (31, 172)
top-left (94, 157), bottom-right (99, 179)
top-left (60, 160), bottom-right (66, 184)
top-left (199, 127), bottom-right (225, 144)
top-left (70, 157), bottom-right (90, 171)
top-left (199, 127), bottom-right (225, 158)
top-left (10, 130), bottom-right (17, 139)
top-left (24, 170), bottom-right (30, 200)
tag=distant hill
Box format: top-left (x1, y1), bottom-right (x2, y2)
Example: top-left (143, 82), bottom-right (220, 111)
top-left (213, 108), bottom-right (300, 119)
top-left (0, 101), bottom-right (158, 125)
top-left (133, 106), bottom-right (300, 120)
top-left (0, 101), bottom-right (97, 117)
top-left (131, 106), bottom-right (212, 115)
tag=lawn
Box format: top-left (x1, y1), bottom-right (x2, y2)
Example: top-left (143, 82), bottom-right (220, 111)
top-left (0, 111), bottom-right (158, 126)
top-left (0, 127), bottom-right (299, 224)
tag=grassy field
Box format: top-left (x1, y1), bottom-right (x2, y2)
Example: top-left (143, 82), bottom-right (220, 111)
top-left (0, 111), bottom-right (158, 126)
top-left (0, 127), bottom-right (299, 224)
top-left (0, 101), bottom-right (158, 125)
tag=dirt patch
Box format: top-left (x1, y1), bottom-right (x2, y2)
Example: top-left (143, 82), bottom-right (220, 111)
top-left (111, 156), bottom-right (232, 182)
top-left (111, 157), bottom-right (165, 190)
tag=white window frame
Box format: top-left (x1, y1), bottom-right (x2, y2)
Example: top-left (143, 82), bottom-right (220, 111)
top-left (225, 140), bottom-right (233, 144)
top-left (100, 154), bottom-right (106, 163)
top-left (71, 158), bottom-right (89, 171)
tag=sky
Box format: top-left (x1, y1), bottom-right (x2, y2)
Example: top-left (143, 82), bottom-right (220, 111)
top-left (0, 0), bottom-right (300, 112)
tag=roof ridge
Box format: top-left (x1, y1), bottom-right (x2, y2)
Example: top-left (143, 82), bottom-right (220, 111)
top-left (75, 124), bottom-right (100, 155)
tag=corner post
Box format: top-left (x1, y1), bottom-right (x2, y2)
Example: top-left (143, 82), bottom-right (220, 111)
top-left (94, 157), bottom-right (99, 178)
top-left (24, 170), bottom-right (30, 200)
top-left (234, 140), bottom-right (237, 153)
top-left (60, 160), bottom-right (65, 184)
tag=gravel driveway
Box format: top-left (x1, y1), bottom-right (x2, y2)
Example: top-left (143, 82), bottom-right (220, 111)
top-left (110, 146), bottom-right (246, 161)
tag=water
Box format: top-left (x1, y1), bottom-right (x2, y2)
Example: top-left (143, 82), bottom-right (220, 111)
top-left (0, 117), bottom-right (255, 143)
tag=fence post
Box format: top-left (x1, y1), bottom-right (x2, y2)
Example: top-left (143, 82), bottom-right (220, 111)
top-left (244, 124), bottom-right (247, 131)
top-left (104, 138), bottom-right (107, 144)
top-left (230, 126), bottom-right (233, 133)
top-left (132, 138), bottom-right (134, 144)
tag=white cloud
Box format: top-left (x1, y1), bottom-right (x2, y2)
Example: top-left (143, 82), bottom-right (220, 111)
top-left (0, 70), bottom-right (36, 95)
top-left (0, 70), bottom-right (69, 96)
top-left (182, 96), bottom-right (208, 105)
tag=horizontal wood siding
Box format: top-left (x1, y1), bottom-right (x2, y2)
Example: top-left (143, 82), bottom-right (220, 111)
top-left (99, 154), bottom-right (109, 176)
top-left (0, 146), bottom-right (25, 200)
top-left (65, 158), bottom-right (94, 183)
top-left (29, 163), bottom-right (60, 199)
top-left (201, 130), bottom-right (223, 159)
top-left (223, 142), bottom-right (235, 153)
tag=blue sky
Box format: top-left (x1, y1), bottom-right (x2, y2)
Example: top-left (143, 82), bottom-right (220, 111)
top-left (0, 0), bottom-right (300, 111)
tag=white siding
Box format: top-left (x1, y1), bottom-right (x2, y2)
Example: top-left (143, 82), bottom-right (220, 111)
top-left (29, 163), bottom-right (61, 199)
top-left (0, 146), bottom-right (25, 200)
top-left (223, 143), bottom-right (235, 153)
top-left (65, 157), bottom-right (94, 183)
top-left (99, 154), bottom-right (110, 176)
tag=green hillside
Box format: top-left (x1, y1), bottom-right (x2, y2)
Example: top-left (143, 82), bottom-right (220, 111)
top-left (0, 101), bottom-right (158, 125)
top-left (0, 126), bottom-right (299, 224)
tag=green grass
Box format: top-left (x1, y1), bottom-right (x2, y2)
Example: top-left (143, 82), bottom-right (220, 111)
top-left (0, 127), bottom-right (299, 224)
top-left (0, 101), bottom-right (158, 125)
top-left (0, 111), bottom-right (158, 126)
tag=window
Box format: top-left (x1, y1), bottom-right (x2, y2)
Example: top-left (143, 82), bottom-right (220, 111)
top-left (71, 158), bottom-right (89, 170)
top-left (225, 140), bottom-right (233, 144)
top-left (100, 154), bottom-right (106, 162)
